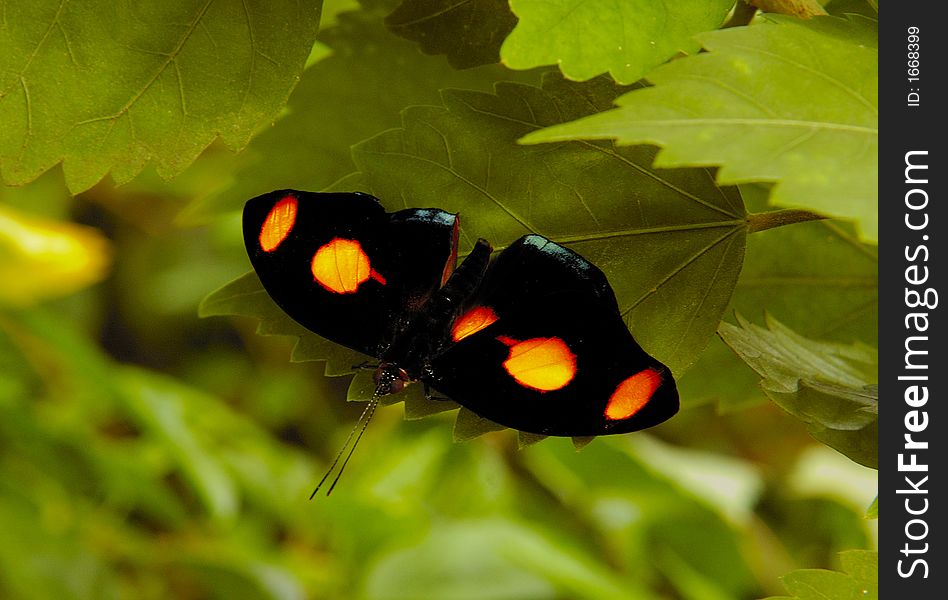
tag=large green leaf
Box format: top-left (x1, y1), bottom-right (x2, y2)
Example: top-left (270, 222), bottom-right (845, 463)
top-left (186, 9), bottom-right (534, 222)
top-left (0, 0), bottom-right (323, 193)
top-left (351, 74), bottom-right (747, 375)
top-left (764, 550), bottom-right (877, 600)
top-left (718, 315), bottom-right (877, 468)
top-left (500, 0), bottom-right (733, 84)
top-left (385, 0), bottom-right (518, 69)
top-left (522, 16), bottom-right (879, 242)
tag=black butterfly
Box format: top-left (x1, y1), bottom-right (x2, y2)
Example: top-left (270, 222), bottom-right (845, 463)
top-left (244, 190), bottom-right (678, 491)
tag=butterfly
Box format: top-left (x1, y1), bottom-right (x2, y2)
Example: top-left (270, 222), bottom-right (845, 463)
top-left (243, 190), bottom-right (679, 491)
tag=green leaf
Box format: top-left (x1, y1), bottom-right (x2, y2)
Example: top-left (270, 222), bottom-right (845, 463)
top-left (837, 550), bottom-right (878, 596)
top-left (385, 0), bottom-right (518, 69)
top-left (522, 16), bottom-right (879, 242)
top-left (500, 0), bottom-right (733, 84)
top-left (186, 9), bottom-right (535, 222)
top-left (351, 73), bottom-right (747, 376)
top-left (783, 380), bottom-right (878, 469)
top-left (719, 315), bottom-right (878, 468)
top-left (720, 315), bottom-right (876, 392)
top-left (765, 550), bottom-right (877, 600)
top-left (454, 407), bottom-right (506, 441)
top-left (0, 0), bottom-right (323, 193)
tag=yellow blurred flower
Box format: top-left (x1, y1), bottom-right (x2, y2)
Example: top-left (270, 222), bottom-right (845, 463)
top-left (0, 204), bottom-right (112, 305)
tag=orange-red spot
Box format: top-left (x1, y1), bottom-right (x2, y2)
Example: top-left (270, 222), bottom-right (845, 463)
top-left (496, 335), bottom-right (518, 347)
top-left (451, 306), bottom-right (498, 342)
top-left (604, 368), bottom-right (662, 421)
top-left (371, 269), bottom-right (387, 285)
top-left (259, 196), bottom-right (298, 252)
top-left (501, 337), bottom-right (576, 392)
top-left (311, 238), bottom-right (383, 294)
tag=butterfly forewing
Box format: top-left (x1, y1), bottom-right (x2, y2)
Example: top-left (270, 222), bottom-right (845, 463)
top-left (243, 190), bottom-right (458, 358)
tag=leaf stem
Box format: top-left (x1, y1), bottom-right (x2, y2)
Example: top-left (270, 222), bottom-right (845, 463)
top-left (746, 208), bottom-right (826, 233)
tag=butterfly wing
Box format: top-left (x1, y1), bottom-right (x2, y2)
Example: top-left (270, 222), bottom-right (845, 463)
top-left (425, 235), bottom-right (678, 436)
top-left (243, 190), bottom-right (459, 358)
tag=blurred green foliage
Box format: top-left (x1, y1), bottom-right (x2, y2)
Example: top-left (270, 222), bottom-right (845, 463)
top-left (1, 1), bottom-right (877, 599)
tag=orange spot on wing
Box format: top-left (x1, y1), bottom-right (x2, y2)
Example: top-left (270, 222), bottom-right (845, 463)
top-left (502, 337), bottom-right (576, 392)
top-left (604, 368), bottom-right (662, 420)
top-left (451, 306), bottom-right (498, 341)
top-left (311, 238), bottom-right (381, 294)
top-left (259, 196), bottom-right (298, 252)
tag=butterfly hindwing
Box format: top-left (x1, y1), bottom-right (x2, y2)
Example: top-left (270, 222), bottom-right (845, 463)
top-left (426, 236), bottom-right (678, 436)
top-left (243, 190), bottom-right (458, 358)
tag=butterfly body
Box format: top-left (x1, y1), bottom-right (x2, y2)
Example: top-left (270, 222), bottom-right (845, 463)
top-left (374, 238), bottom-right (493, 393)
top-left (244, 190), bottom-right (678, 437)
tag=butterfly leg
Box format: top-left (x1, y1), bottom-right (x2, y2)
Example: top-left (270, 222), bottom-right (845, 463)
top-left (351, 360), bottom-right (379, 371)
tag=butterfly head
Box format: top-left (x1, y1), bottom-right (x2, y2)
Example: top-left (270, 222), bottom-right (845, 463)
top-left (373, 362), bottom-right (411, 396)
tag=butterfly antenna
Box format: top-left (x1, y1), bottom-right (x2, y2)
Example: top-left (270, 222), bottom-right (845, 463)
top-left (309, 396), bottom-right (380, 499)
top-left (326, 396), bottom-right (379, 496)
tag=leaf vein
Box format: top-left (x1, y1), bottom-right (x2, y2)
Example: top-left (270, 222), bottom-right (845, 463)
top-left (579, 141), bottom-right (743, 218)
top-left (554, 219), bottom-right (745, 245)
top-left (76, 0), bottom-right (215, 127)
top-left (667, 228), bottom-right (739, 359)
top-left (360, 148), bottom-right (534, 233)
top-left (389, 0), bottom-right (474, 28)
top-left (622, 225), bottom-right (741, 316)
